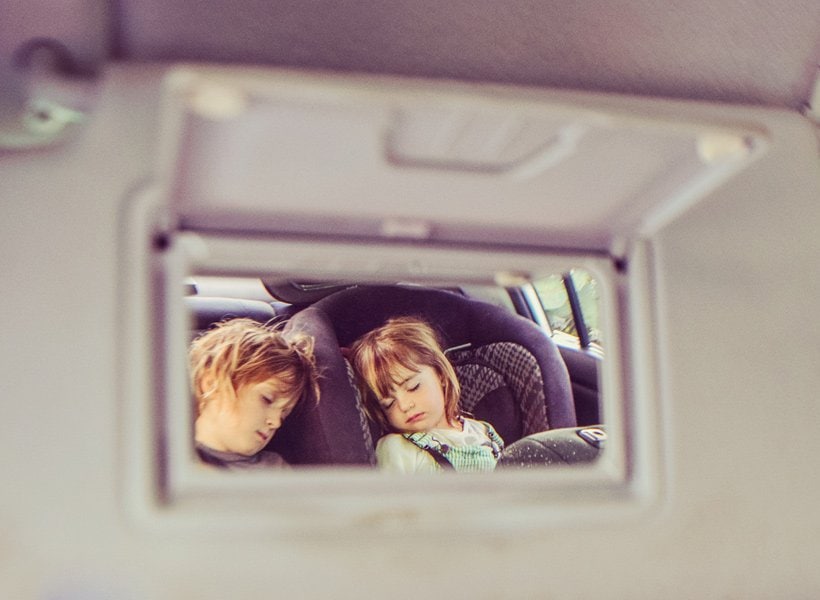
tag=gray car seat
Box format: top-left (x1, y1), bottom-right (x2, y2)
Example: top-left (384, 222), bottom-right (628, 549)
top-left (273, 284), bottom-right (576, 465)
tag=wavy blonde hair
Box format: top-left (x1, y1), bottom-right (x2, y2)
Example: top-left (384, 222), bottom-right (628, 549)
top-left (189, 318), bottom-right (318, 416)
top-left (349, 316), bottom-right (460, 432)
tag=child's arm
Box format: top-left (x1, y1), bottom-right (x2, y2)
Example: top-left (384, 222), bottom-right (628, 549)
top-left (375, 434), bottom-right (439, 474)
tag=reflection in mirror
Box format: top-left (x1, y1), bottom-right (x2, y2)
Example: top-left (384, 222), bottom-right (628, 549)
top-left (183, 270), bottom-right (606, 474)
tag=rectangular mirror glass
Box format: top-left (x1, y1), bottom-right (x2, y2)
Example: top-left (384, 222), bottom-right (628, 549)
top-left (158, 231), bottom-right (629, 487)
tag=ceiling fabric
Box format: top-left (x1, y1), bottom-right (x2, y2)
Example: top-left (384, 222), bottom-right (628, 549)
top-left (115, 1), bottom-right (820, 109)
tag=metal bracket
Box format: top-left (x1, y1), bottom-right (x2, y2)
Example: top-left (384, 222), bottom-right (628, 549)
top-left (0, 0), bottom-right (108, 151)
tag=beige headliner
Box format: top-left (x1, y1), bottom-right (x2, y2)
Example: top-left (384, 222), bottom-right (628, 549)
top-left (117, 1), bottom-right (820, 109)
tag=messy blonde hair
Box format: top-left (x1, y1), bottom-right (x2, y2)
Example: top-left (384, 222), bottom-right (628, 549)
top-left (189, 318), bottom-right (318, 416)
top-left (349, 316), bottom-right (460, 432)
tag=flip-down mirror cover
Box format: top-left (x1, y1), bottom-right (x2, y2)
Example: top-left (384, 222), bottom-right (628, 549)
top-left (159, 66), bottom-right (766, 253)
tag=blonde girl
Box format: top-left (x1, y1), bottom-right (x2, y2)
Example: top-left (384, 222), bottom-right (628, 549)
top-left (349, 317), bottom-right (503, 473)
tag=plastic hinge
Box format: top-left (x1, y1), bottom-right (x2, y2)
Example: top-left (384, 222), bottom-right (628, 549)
top-left (0, 0), bottom-right (107, 150)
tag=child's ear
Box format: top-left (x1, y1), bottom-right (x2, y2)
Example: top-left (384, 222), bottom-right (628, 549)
top-left (199, 372), bottom-right (219, 399)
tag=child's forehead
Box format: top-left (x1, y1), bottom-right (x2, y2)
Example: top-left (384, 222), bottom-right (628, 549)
top-left (245, 377), bottom-right (293, 398)
top-left (386, 362), bottom-right (423, 385)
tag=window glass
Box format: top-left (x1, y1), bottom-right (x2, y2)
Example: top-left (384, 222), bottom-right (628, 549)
top-left (533, 268), bottom-right (603, 350)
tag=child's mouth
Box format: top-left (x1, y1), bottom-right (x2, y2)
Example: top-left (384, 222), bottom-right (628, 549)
top-left (407, 413), bottom-right (424, 424)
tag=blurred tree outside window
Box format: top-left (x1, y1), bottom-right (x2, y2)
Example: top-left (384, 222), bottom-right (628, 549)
top-left (533, 269), bottom-right (602, 349)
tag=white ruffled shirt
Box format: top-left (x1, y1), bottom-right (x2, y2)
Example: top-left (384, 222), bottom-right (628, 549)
top-left (375, 418), bottom-right (496, 474)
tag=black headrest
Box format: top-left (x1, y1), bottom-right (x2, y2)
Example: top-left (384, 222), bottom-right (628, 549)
top-left (309, 284), bottom-right (501, 347)
top-left (273, 304), bottom-right (376, 465)
top-left (314, 285), bottom-right (575, 428)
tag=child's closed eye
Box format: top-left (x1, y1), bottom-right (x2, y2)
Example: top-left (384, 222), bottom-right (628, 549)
top-left (407, 382), bottom-right (420, 392)
top-left (262, 395), bottom-right (274, 406)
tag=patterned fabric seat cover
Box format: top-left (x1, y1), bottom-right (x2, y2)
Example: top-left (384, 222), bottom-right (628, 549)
top-left (449, 342), bottom-right (550, 442)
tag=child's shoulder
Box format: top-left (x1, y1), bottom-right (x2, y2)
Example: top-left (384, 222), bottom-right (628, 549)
top-left (375, 433), bottom-right (437, 473)
top-left (376, 432), bottom-right (431, 457)
top-left (196, 443), bottom-right (289, 469)
top-left (375, 432), bottom-right (410, 450)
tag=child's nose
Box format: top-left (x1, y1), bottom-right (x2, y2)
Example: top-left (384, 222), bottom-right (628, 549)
top-left (397, 394), bottom-right (415, 412)
top-left (266, 412), bottom-right (282, 429)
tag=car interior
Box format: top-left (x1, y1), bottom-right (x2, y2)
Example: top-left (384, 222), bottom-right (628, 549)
top-left (4, 2), bottom-right (819, 597)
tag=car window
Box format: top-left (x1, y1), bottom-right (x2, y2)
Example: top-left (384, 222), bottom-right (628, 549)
top-left (532, 268), bottom-right (603, 351)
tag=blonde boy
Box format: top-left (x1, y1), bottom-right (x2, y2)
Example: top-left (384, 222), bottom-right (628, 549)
top-left (189, 318), bottom-right (318, 468)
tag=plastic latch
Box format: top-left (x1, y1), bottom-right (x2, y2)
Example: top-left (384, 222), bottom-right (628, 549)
top-left (577, 427), bottom-right (607, 449)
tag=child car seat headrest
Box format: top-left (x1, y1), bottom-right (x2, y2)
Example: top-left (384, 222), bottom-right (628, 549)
top-left (275, 284), bottom-right (576, 465)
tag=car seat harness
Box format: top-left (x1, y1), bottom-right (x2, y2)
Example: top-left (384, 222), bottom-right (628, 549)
top-left (402, 419), bottom-right (503, 472)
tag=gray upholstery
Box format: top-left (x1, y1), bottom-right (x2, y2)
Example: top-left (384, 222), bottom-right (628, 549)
top-left (450, 342), bottom-right (550, 444)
